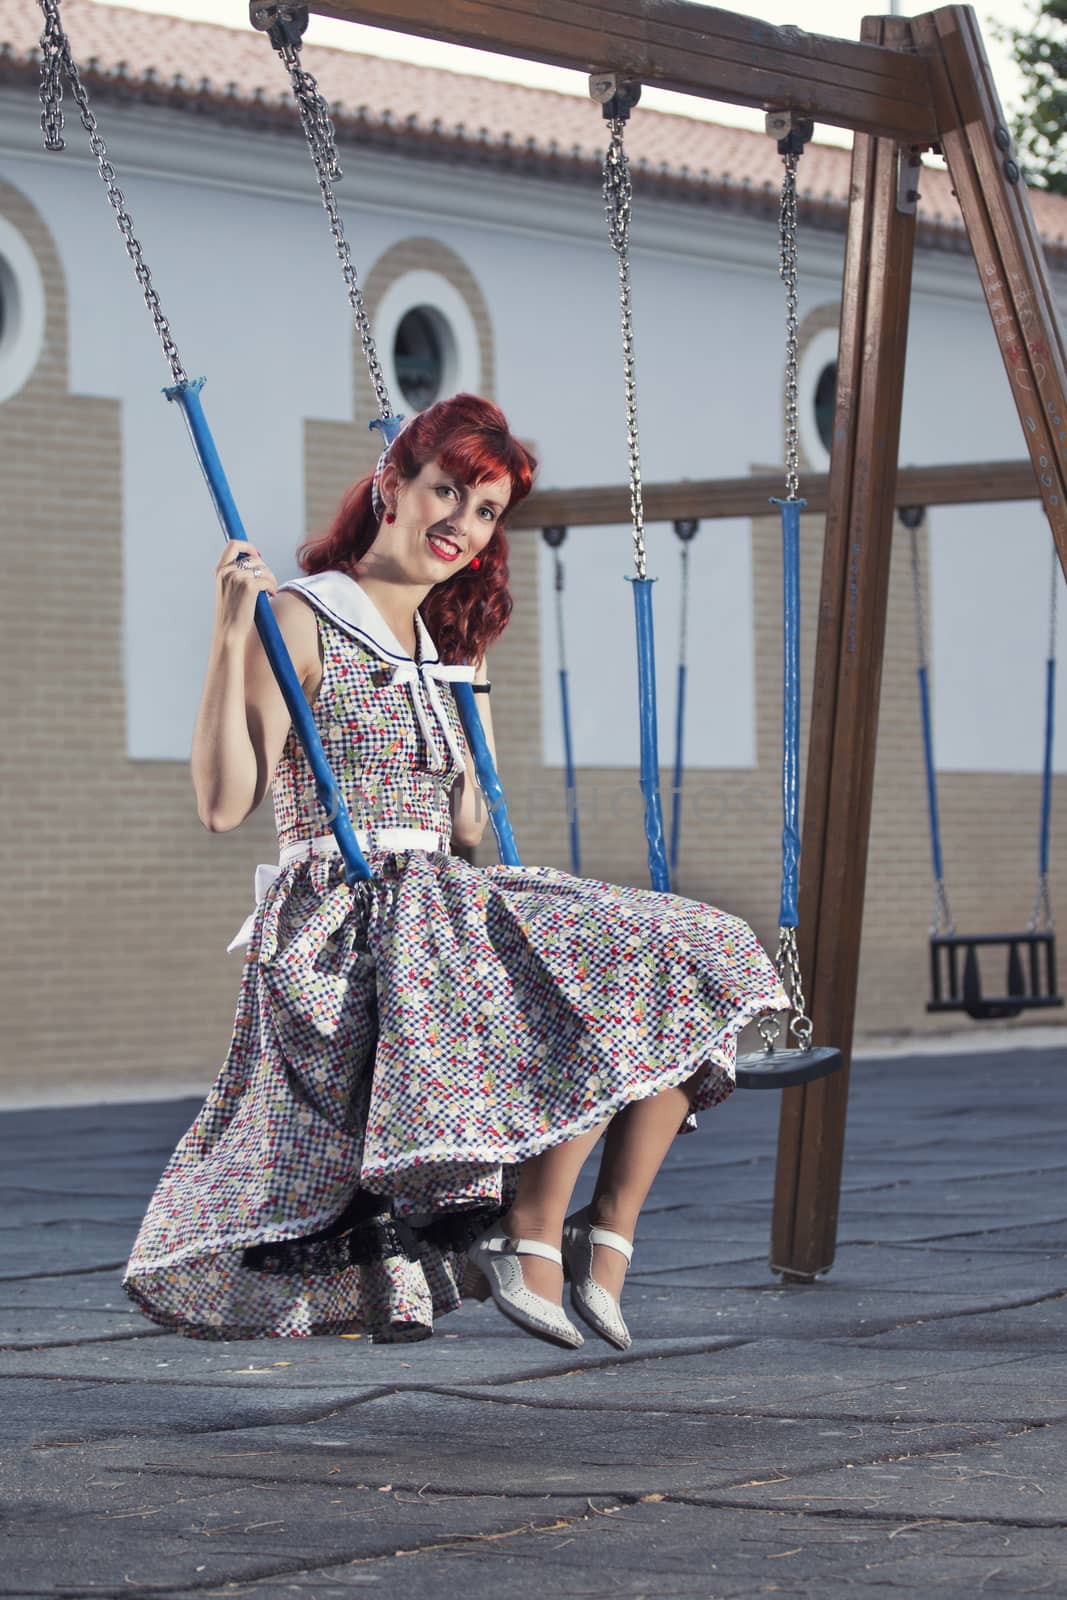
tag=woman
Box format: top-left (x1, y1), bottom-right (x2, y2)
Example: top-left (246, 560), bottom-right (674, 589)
top-left (124, 394), bottom-right (786, 1351)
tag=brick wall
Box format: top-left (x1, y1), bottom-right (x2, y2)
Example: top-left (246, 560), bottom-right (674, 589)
top-left (0, 177), bottom-right (276, 1102)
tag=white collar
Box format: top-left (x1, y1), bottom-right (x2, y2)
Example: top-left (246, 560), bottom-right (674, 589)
top-left (280, 570), bottom-right (440, 666)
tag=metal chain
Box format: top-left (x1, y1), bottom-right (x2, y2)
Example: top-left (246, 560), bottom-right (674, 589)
top-left (552, 549), bottom-right (568, 673)
top-left (757, 131), bottom-right (814, 1050)
top-left (38, 1), bottom-right (65, 150)
top-left (274, 41), bottom-right (393, 422)
top-left (779, 148), bottom-right (801, 501)
top-left (774, 925), bottom-right (813, 1048)
top-left (282, 47), bottom-right (340, 180)
top-left (1048, 539), bottom-right (1060, 662)
top-left (753, 925), bottom-right (813, 1053)
top-left (930, 875), bottom-right (955, 940)
top-left (603, 117), bottom-right (647, 580)
top-left (678, 542), bottom-right (690, 667)
top-left (1030, 875), bottom-right (1054, 933)
top-left (908, 527), bottom-right (929, 675)
top-left (37, 0), bottom-right (188, 386)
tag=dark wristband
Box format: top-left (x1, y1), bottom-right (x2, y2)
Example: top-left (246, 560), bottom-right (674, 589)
top-left (471, 682), bottom-right (491, 695)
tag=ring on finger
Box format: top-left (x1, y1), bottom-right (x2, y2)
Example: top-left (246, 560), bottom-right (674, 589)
top-left (234, 551), bottom-right (252, 569)
top-left (251, 565), bottom-right (263, 577)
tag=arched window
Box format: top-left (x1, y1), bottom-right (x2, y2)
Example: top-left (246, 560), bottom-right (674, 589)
top-left (0, 215), bottom-right (47, 405)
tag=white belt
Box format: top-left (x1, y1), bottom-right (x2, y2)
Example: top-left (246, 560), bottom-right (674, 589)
top-left (226, 828), bottom-right (442, 952)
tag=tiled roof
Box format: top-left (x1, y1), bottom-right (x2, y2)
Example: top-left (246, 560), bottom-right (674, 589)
top-left (4, 0), bottom-right (1067, 260)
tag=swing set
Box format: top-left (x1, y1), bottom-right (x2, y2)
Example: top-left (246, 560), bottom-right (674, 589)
top-left (535, 107), bottom-right (846, 1102)
top-left (36, 0), bottom-right (1067, 1281)
top-left (538, 487), bottom-right (1062, 1026)
top-left (903, 505), bottom-right (1062, 1021)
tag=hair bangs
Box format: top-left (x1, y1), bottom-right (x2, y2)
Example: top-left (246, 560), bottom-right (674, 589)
top-left (437, 429), bottom-right (531, 509)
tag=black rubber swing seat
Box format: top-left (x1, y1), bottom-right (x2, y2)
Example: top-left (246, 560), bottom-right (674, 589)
top-left (735, 1044), bottom-right (844, 1091)
top-left (927, 930), bottom-right (1063, 1022)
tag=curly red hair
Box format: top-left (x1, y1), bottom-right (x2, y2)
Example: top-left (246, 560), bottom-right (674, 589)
top-left (296, 394), bottom-right (536, 664)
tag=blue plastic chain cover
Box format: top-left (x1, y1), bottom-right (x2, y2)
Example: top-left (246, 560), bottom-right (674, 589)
top-left (165, 377), bottom-right (373, 884)
top-left (670, 660), bottom-right (687, 877)
top-left (773, 498), bottom-right (804, 928)
top-left (452, 680), bottom-right (522, 867)
top-left (558, 668), bottom-right (581, 875)
top-left (1040, 656), bottom-right (1056, 877)
top-left (628, 576), bottom-right (671, 894)
top-left (369, 414), bottom-right (405, 447)
top-left (916, 662), bottom-right (945, 885)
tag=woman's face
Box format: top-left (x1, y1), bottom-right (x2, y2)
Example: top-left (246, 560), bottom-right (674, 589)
top-left (373, 456), bottom-right (511, 582)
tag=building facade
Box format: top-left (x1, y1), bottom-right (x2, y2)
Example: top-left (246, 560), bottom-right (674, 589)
top-left (1, 0), bottom-right (1065, 1101)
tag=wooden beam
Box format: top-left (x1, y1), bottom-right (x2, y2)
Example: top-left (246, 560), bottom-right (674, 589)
top-left (510, 458), bottom-right (1037, 530)
top-left (770, 15), bottom-right (918, 1282)
top-left (911, 6), bottom-right (1067, 588)
top-left (304, 0), bottom-right (938, 142)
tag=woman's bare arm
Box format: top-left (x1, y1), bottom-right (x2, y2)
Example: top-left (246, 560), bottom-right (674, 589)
top-left (191, 544), bottom-right (320, 832)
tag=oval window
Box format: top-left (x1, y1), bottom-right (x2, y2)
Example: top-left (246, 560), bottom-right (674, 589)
top-left (393, 306), bottom-right (450, 410)
top-left (814, 360), bottom-right (837, 455)
top-left (0, 217), bottom-right (47, 406)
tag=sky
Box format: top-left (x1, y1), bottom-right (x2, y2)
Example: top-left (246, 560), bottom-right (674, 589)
top-left (95, 0), bottom-right (1036, 147)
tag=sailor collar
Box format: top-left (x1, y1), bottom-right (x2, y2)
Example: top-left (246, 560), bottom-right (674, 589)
top-left (280, 569), bottom-right (474, 777)
top-left (280, 569), bottom-right (441, 666)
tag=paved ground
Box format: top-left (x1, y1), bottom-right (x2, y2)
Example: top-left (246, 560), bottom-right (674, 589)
top-left (2, 1046), bottom-right (1066, 1599)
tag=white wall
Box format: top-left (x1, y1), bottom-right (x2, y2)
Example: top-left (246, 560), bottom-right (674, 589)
top-left (1, 91), bottom-right (1064, 780)
top-left (928, 503), bottom-right (1066, 774)
top-left (902, 291), bottom-right (1067, 774)
top-left (538, 518), bottom-right (755, 770)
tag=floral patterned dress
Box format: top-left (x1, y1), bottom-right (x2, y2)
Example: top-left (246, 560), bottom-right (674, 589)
top-left (124, 571), bottom-right (787, 1342)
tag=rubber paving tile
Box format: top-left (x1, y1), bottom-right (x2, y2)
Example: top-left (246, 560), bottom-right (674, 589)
top-left (699, 1415), bottom-right (1067, 1527)
top-left (4, 1457), bottom-right (594, 1597)
top-left (627, 1245), bottom-right (1066, 1295)
top-left (233, 1502), bottom-right (1067, 1600)
top-left (456, 1340), bottom-right (1067, 1424)
top-left (35, 1392), bottom-right (991, 1499)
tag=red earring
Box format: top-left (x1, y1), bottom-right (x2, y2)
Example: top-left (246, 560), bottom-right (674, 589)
top-left (470, 556), bottom-right (481, 571)
top-left (385, 511), bottom-right (396, 524)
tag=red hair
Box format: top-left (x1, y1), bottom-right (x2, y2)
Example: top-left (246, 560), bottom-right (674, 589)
top-left (297, 393), bottom-right (536, 664)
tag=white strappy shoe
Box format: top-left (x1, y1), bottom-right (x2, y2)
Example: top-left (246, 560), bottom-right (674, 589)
top-left (561, 1206), bottom-right (634, 1351)
top-left (466, 1226), bottom-right (585, 1350)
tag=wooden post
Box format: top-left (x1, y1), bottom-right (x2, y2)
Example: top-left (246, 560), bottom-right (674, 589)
top-left (770, 16), bottom-right (919, 1280)
top-left (910, 5), bottom-right (1067, 584)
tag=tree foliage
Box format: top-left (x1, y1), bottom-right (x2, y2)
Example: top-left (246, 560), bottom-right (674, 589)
top-left (1005, 0), bottom-right (1067, 193)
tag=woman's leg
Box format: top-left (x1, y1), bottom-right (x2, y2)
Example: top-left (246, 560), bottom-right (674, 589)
top-left (497, 1117), bottom-right (612, 1302)
top-left (585, 1066), bottom-right (709, 1298)
top-left (495, 1064), bottom-right (709, 1304)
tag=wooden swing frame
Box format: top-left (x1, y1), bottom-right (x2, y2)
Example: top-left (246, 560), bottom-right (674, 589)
top-left (300, 0), bottom-right (1067, 1281)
